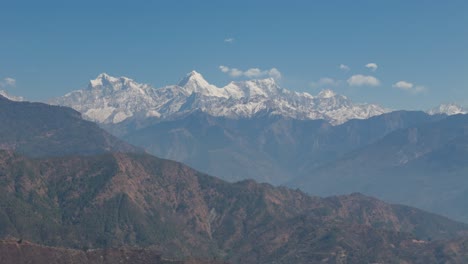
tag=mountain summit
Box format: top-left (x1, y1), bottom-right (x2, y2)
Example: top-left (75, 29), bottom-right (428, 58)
top-left (50, 72), bottom-right (389, 124)
top-left (177, 71), bottom-right (227, 98)
top-left (177, 70), bottom-right (209, 87)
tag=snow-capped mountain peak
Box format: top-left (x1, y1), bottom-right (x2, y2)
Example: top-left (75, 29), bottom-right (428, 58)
top-left (177, 71), bottom-right (207, 86)
top-left (244, 78), bottom-right (280, 95)
top-left (427, 103), bottom-right (467, 115)
top-left (0, 90), bottom-right (24, 101)
top-left (88, 73), bottom-right (146, 92)
top-left (51, 71), bottom-right (389, 125)
top-left (177, 71), bottom-right (227, 98)
top-left (223, 78), bottom-right (282, 99)
top-left (96, 72), bottom-right (113, 80)
top-left (90, 73), bottom-right (117, 87)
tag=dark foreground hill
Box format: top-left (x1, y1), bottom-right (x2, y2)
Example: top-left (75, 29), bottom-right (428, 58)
top-left (0, 95), bottom-right (139, 157)
top-left (1, 150), bottom-right (468, 263)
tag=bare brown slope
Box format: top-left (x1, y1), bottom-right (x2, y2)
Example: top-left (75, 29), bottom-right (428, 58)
top-left (1, 150), bottom-right (468, 263)
top-left (0, 239), bottom-right (227, 264)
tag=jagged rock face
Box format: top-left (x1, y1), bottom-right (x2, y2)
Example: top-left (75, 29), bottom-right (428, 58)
top-left (50, 71), bottom-right (389, 125)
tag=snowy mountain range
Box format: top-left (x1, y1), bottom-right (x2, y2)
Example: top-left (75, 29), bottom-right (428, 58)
top-left (427, 103), bottom-right (467, 116)
top-left (50, 71), bottom-right (390, 125)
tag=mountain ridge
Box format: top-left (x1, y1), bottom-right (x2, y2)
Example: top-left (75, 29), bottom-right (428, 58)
top-left (427, 103), bottom-right (467, 115)
top-left (0, 95), bottom-right (139, 157)
top-left (121, 110), bottom-right (444, 184)
top-left (2, 150), bottom-right (468, 263)
top-left (50, 72), bottom-right (389, 125)
top-left (289, 113), bottom-right (468, 222)
top-left (0, 91), bottom-right (23, 102)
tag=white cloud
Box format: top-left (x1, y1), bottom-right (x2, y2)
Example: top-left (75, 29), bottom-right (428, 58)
top-left (347, 74), bottom-right (380, 87)
top-left (310, 77), bottom-right (342, 88)
top-left (365, 63), bottom-right (378, 72)
top-left (229, 68), bottom-right (243, 77)
top-left (339, 64), bottom-right (350, 71)
top-left (244, 68), bottom-right (263, 78)
top-left (268, 68), bottom-right (282, 80)
top-left (224, 38), bottom-right (235, 43)
top-left (219, 65), bottom-right (230, 73)
top-left (393, 80), bottom-right (426, 94)
top-left (4, 78), bottom-right (16, 86)
top-left (219, 66), bottom-right (282, 80)
top-left (0, 77), bottom-right (16, 88)
top-left (392, 81), bottom-right (414, 90)
top-left (414, 85), bottom-right (426, 93)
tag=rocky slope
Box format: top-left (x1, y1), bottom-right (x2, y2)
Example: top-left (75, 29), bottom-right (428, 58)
top-left (3, 236), bottom-right (468, 264)
top-left (0, 239), bottom-right (226, 264)
top-left (1, 150), bottom-right (468, 263)
top-left (0, 95), bottom-right (139, 157)
top-left (50, 71), bottom-right (388, 125)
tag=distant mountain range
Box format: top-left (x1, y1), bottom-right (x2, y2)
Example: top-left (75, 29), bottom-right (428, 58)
top-left (48, 72), bottom-right (468, 126)
top-left (50, 72), bottom-right (389, 125)
top-left (120, 110), bottom-right (444, 184)
top-left (42, 73), bottom-right (468, 223)
top-left (289, 113), bottom-right (468, 223)
top-left (427, 103), bottom-right (468, 115)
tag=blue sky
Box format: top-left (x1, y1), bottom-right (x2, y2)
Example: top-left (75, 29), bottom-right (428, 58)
top-left (0, 0), bottom-right (467, 109)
